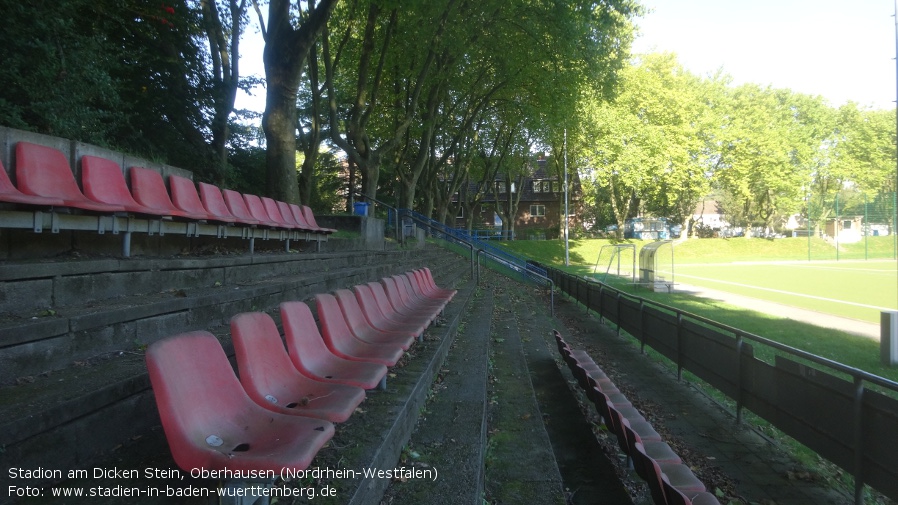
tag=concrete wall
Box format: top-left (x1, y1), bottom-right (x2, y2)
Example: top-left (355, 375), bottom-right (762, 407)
top-left (0, 125), bottom-right (193, 187)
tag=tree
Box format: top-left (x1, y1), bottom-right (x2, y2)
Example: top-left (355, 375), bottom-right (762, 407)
top-left (0, 0), bottom-right (214, 172)
top-left (200, 0), bottom-right (252, 184)
top-left (716, 85), bottom-right (828, 235)
top-left (256, 0), bottom-right (339, 203)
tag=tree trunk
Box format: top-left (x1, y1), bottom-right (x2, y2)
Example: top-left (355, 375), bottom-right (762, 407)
top-left (261, 0), bottom-right (339, 203)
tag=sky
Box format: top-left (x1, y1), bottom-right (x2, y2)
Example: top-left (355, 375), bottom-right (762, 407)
top-left (236, 1), bottom-right (898, 113)
top-left (630, 0), bottom-right (897, 110)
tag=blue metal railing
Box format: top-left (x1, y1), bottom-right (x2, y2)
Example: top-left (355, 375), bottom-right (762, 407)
top-left (398, 209), bottom-right (548, 286)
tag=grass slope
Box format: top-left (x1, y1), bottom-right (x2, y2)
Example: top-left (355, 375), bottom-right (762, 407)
top-left (489, 237), bottom-right (898, 383)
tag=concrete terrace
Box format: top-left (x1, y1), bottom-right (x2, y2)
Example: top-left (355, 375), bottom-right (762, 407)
top-left (0, 235), bottom-right (862, 505)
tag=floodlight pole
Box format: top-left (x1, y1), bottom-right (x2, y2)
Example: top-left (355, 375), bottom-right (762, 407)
top-left (564, 128), bottom-right (570, 267)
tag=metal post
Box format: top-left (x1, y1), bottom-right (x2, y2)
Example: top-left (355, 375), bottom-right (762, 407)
top-left (564, 128), bottom-right (570, 267)
top-left (735, 333), bottom-right (744, 424)
top-left (676, 312), bottom-right (683, 381)
top-left (639, 299), bottom-right (646, 353)
top-left (853, 376), bottom-right (865, 505)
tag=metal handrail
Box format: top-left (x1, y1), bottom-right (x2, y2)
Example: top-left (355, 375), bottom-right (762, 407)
top-left (352, 191), bottom-right (400, 243)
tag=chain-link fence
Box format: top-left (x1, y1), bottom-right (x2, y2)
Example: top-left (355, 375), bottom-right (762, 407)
top-left (800, 191), bottom-right (897, 260)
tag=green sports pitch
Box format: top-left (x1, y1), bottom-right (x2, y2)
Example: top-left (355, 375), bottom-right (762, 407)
top-left (659, 260), bottom-right (898, 324)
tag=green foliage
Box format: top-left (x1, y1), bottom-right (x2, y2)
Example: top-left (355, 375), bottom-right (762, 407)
top-left (0, 0), bottom-right (215, 174)
top-left (576, 52), bottom-right (896, 238)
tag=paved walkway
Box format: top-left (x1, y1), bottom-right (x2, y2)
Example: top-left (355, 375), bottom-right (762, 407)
top-left (672, 282), bottom-right (881, 340)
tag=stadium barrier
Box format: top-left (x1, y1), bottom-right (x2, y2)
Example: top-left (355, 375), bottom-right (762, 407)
top-left (540, 264), bottom-right (898, 505)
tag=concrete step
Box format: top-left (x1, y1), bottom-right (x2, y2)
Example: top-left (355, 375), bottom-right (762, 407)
top-left (381, 280), bottom-right (494, 505)
top-left (483, 284), bottom-right (566, 504)
top-left (16, 261), bottom-right (476, 505)
top-left (0, 246), bottom-right (468, 502)
top-left (0, 248), bottom-right (461, 384)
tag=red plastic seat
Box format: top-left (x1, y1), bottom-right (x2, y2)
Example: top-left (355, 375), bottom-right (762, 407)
top-left (403, 271), bottom-right (450, 306)
top-left (220, 189), bottom-right (261, 225)
top-left (380, 276), bottom-right (437, 325)
top-left (410, 270), bottom-right (454, 302)
top-left (366, 281), bottom-right (432, 328)
top-left (130, 167), bottom-right (207, 219)
top-left (315, 293), bottom-right (404, 366)
top-left (197, 182), bottom-right (246, 224)
top-left (277, 201), bottom-right (312, 231)
top-left (145, 331), bottom-right (334, 473)
top-left (620, 414), bottom-right (681, 468)
top-left (395, 274), bottom-right (445, 312)
top-left (280, 301), bottom-right (388, 390)
top-left (333, 289), bottom-right (416, 349)
top-left (169, 175), bottom-right (221, 222)
top-left (420, 267), bottom-right (457, 298)
top-left (353, 284), bottom-right (426, 336)
top-left (663, 478), bottom-right (721, 505)
top-left (302, 205), bottom-right (336, 233)
top-left (242, 193), bottom-right (281, 228)
top-left (289, 204), bottom-right (317, 230)
top-left (0, 158), bottom-right (64, 206)
top-left (81, 155), bottom-right (162, 215)
top-left (15, 142), bottom-right (126, 213)
top-left (633, 442), bottom-right (706, 503)
top-left (230, 311), bottom-right (365, 423)
top-left (261, 196), bottom-right (297, 229)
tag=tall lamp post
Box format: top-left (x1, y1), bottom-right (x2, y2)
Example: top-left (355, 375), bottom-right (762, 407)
top-left (564, 128), bottom-right (570, 267)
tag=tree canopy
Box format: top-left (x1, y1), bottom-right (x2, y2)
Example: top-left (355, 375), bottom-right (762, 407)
top-left (1, 1), bottom-right (893, 227)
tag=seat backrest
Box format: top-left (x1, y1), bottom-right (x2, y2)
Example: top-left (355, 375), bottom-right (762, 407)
top-left (243, 193), bottom-right (274, 225)
top-left (14, 142), bottom-right (84, 200)
top-left (280, 301), bottom-right (332, 373)
top-left (81, 155), bottom-right (144, 209)
top-left (144, 331), bottom-right (257, 467)
top-left (0, 158), bottom-right (64, 205)
top-left (301, 205), bottom-right (320, 228)
top-left (221, 188), bottom-right (256, 223)
top-left (230, 312), bottom-right (301, 411)
top-left (661, 478), bottom-right (696, 505)
top-left (393, 275), bottom-right (419, 306)
top-left (632, 441), bottom-right (669, 505)
top-left (276, 201), bottom-right (302, 228)
top-left (197, 182), bottom-right (236, 221)
top-left (0, 158), bottom-right (16, 194)
top-left (290, 204), bottom-right (314, 229)
top-left (169, 175), bottom-right (211, 218)
top-left (353, 284), bottom-right (388, 325)
top-left (315, 293), bottom-right (355, 352)
top-left (334, 289), bottom-right (376, 337)
top-left (381, 277), bottom-right (410, 311)
top-left (129, 167), bottom-right (179, 213)
top-left (261, 197), bottom-right (290, 226)
top-left (367, 281), bottom-right (401, 316)
top-left (404, 272), bottom-right (428, 298)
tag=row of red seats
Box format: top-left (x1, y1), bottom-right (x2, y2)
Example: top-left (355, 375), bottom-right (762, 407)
top-left (0, 141), bottom-right (334, 253)
top-left (554, 331), bottom-right (720, 505)
top-left (145, 269), bottom-right (455, 476)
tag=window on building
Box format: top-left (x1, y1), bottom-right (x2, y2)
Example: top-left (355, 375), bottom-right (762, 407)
top-left (496, 182), bottom-right (506, 193)
top-left (532, 180), bottom-right (552, 193)
top-left (530, 205), bottom-right (546, 217)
